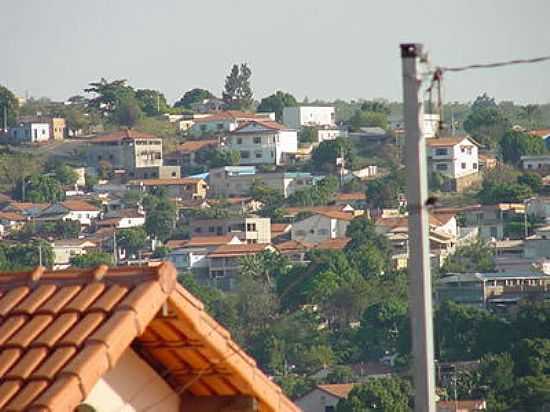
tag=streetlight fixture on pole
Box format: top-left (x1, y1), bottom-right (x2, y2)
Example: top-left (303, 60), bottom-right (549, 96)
top-left (401, 43), bottom-right (437, 412)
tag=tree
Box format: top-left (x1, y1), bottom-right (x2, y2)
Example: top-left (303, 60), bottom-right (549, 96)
top-left (117, 227), bottom-right (148, 257)
top-left (257, 91), bottom-right (298, 121)
top-left (311, 137), bottom-right (354, 172)
top-left (499, 129), bottom-right (545, 165)
top-left (356, 299), bottom-right (409, 360)
top-left (0, 153), bottom-right (42, 192)
top-left (366, 173), bottom-right (404, 209)
top-left (350, 110), bottom-right (388, 130)
top-left (145, 196), bottom-right (176, 241)
top-left (0, 84), bottom-right (20, 127)
top-left (0, 240), bottom-right (54, 270)
top-left (239, 250), bottom-right (290, 288)
top-left (174, 88), bottom-right (215, 109)
top-left (222, 63), bottom-right (254, 111)
top-left (13, 220), bottom-right (81, 241)
top-left (463, 93), bottom-right (510, 149)
top-left (50, 163), bottom-right (78, 186)
top-left (478, 182), bottom-right (533, 204)
top-left (298, 126), bottom-right (317, 143)
top-left (325, 366), bottom-right (355, 384)
top-left (13, 174), bottom-right (64, 203)
top-left (84, 78), bottom-right (135, 116)
top-left (70, 251), bottom-right (115, 268)
top-left (207, 148), bottom-right (240, 168)
top-left (135, 89), bottom-right (169, 116)
top-left (518, 172), bottom-right (543, 193)
top-left (336, 377), bottom-right (412, 412)
top-left (113, 95), bottom-right (143, 127)
top-left (440, 240), bottom-right (496, 274)
top-left (360, 100), bottom-right (391, 115)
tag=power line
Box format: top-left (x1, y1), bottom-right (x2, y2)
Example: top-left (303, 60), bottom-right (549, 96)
top-left (439, 54), bottom-right (550, 73)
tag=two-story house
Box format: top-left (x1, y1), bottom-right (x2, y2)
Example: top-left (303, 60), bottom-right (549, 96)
top-left (164, 139), bottom-right (219, 172)
top-left (189, 111), bottom-right (274, 137)
top-left (427, 136), bottom-right (480, 191)
top-left (208, 166), bottom-right (323, 198)
top-left (291, 209), bottom-right (355, 244)
top-left (190, 216), bottom-right (271, 244)
top-left (86, 129), bottom-right (163, 176)
top-left (226, 120), bottom-right (298, 166)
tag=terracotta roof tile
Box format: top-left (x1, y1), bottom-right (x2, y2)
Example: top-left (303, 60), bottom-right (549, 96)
top-left (59, 200), bottom-right (99, 212)
top-left (0, 211), bottom-right (27, 221)
top-left (0, 263), bottom-right (299, 412)
top-left (128, 177), bottom-right (205, 187)
top-left (90, 129), bottom-right (157, 144)
top-left (427, 136), bottom-right (477, 147)
top-left (172, 139), bottom-right (218, 154)
top-left (318, 383), bottom-right (356, 398)
top-left (315, 237), bottom-right (351, 251)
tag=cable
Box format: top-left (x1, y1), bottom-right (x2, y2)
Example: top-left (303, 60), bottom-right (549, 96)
top-left (439, 54), bottom-right (550, 73)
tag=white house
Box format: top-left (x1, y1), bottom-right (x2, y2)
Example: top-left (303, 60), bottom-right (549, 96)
top-left (9, 121), bottom-right (50, 143)
top-left (317, 128), bottom-right (347, 143)
top-left (97, 209), bottom-right (146, 229)
top-left (0, 211), bottom-right (27, 237)
top-left (166, 235), bottom-right (242, 272)
top-left (226, 120), bottom-right (298, 166)
top-left (36, 200), bottom-right (101, 226)
top-left (291, 209), bottom-right (355, 244)
top-left (189, 111), bottom-right (275, 136)
top-left (282, 106), bottom-right (336, 130)
top-left (427, 136), bottom-right (479, 179)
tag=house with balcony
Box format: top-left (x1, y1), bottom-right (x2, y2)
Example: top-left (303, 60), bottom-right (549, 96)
top-left (427, 136), bottom-right (480, 191)
top-left (189, 110), bottom-right (274, 137)
top-left (436, 271), bottom-right (550, 309)
top-left (190, 216), bottom-right (271, 244)
top-left (86, 129), bottom-right (163, 176)
top-left (207, 243), bottom-right (275, 289)
top-left (225, 119), bottom-right (298, 166)
top-left (166, 235), bottom-right (242, 274)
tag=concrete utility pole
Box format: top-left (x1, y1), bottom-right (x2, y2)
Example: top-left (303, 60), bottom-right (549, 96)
top-left (400, 43), bottom-right (436, 412)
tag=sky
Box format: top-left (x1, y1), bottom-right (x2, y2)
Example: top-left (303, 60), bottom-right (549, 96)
top-left (2, 0), bottom-right (549, 105)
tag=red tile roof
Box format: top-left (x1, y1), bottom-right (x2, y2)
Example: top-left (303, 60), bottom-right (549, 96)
top-left (427, 136), bottom-right (477, 147)
top-left (90, 129), bottom-right (158, 144)
top-left (0, 212), bottom-right (27, 222)
top-left (529, 128), bottom-right (550, 138)
top-left (336, 192), bottom-right (367, 202)
top-left (0, 263), bottom-right (298, 412)
top-left (315, 237), bottom-right (351, 251)
top-left (60, 200), bottom-right (100, 212)
top-left (317, 383), bottom-right (355, 399)
top-left (437, 399), bottom-right (487, 410)
top-left (166, 235), bottom-right (236, 249)
top-left (4, 203), bottom-right (50, 212)
top-left (192, 111), bottom-right (264, 124)
top-left (232, 119), bottom-right (288, 133)
top-left (208, 243), bottom-right (271, 258)
top-left (285, 207), bottom-right (356, 222)
top-left (173, 139), bottom-right (218, 154)
top-left (127, 178), bottom-right (205, 187)
top-left (275, 240), bottom-right (314, 252)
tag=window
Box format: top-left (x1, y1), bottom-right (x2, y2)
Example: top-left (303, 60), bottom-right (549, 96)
top-left (217, 123), bottom-right (224, 130)
top-left (200, 125), bottom-right (207, 132)
top-left (436, 163), bottom-right (448, 171)
top-left (247, 223), bottom-right (257, 231)
top-left (253, 136), bottom-right (261, 144)
top-left (172, 172), bottom-right (177, 177)
top-left (209, 226), bottom-right (215, 233)
top-left (255, 151), bottom-right (262, 158)
top-left (237, 138), bottom-right (243, 145)
top-left (490, 226), bottom-right (498, 238)
top-left (461, 162), bottom-right (467, 169)
top-left (325, 407), bottom-right (336, 412)
top-left (473, 163), bottom-right (478, 169)
top-left (435, 148), bottom-right (448, 156)
top-left (240, 151), bottom-right (250, 159)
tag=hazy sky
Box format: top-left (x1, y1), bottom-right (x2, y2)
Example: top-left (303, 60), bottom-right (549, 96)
top-left (2, 0), bottom-right (549, 104)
